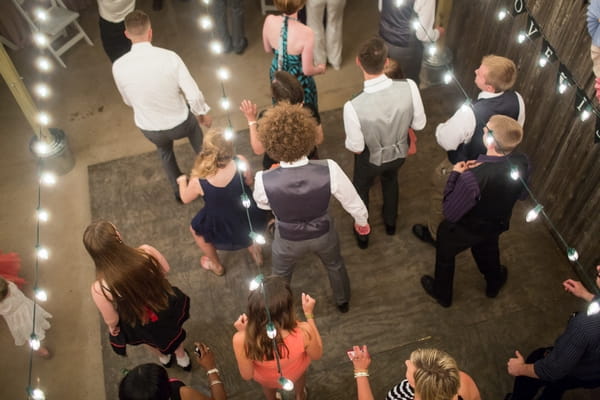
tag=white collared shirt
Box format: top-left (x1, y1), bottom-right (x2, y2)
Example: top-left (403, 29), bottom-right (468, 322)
top-left (343, 74), bottom-right (426, 153)
top-left (97, 0), bottom-right (135, 23)
top-left (435, 91), bottom-right (526, 151)
top-left (112, 42), bottom-right (210, 130)
top-left (253, 157), bottom-right (369, 226)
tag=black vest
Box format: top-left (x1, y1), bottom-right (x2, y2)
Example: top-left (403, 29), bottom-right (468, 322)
top-left (262, 161), bottom-right (331, 241)
top-left (379, 0), bottom-right (416, 47)
top-left (459, 153), bottom-right (528, 235)
top-left (448, 91), bottom-right (520, 163)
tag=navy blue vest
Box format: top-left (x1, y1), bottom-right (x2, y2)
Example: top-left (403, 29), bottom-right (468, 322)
top-left (379, 0), bottom-right (416, 47)
top-left (459, 153), bottom-right (528, 235)
top-left (448, 91), bottom-right (520, 163)
top-left (262, 160), bottom-right (331, 241)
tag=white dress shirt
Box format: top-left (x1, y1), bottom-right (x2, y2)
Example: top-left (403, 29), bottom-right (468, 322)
top-left (343, 74), bottom-right (426, 154)
top-left (97, 0), bottom-right (135, 23)
top-left (112, 42), bottom-right (210, 131)
top-left (378, 0), bottom-right (440, 42)
top-left (253, 157), bottom-right (369, 226)
top-left (435, 91), bottom-right (526, 151)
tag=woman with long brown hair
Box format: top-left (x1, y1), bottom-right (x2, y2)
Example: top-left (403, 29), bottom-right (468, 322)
top-left (84, 221), bottom-right (192, 370)
top-left (176, 128), bottom-right (266, 276)
top-left (232, 276), bottom-right (322, 400)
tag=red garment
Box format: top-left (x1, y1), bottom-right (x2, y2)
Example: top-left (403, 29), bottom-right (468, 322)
top-left (0, 252), bottom-right (25, 288)
top-left (252, 328), bottom-right (311, 389)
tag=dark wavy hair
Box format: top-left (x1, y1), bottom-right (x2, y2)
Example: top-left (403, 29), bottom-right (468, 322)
top-left (118, 363), bottom-right (170, 400)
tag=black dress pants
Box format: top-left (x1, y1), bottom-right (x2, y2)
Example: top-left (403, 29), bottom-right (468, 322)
top-left (99, 17), bottom-right (131, 63)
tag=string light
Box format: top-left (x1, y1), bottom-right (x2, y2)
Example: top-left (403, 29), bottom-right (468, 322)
top-left (567, 248), bottom-right (579, 262)
top-left (40, 171), bottom-right (56, 186)
top-left (33, 140), bottom-right (50, 155)
top-left (38, 112), bottom-right (50, 126)
top-left (484, 132), bottom-right (495, 146)
top-left (36, 208), bottom-right (49, 222)
top-left (249, 274), bottom-right (265, 291)
top-left (459, 101), bottom-right (471, 112)
top-left (220, 97), bottom-right (230, 110)
top-left (497, 9), bottom-right (508, 21)
top-left (210, 40), bottom-right (223, 54)
top-left (587, 301), bottom-right (600, 316)
top-left (510, 166), bottom-right (520, 180)
top-left (266, 322), bottom-right (277, 339)
top-left (34, 83), bottom-right (51, 98)
top-left (35, 288), bottom-right (48, 302)
top-left (199, 15), bottom-right (213, 30)
top-left (278, 377), bottom-right (294, 391)
top-left (223, 126), bottom-right (234, 140)
top-left (34, 9), bottom-right (48, 21)
top-left (29, 334), bottom-right (41, 350)
top-left (36, 246), bottom-right (49, 260)
top-left (202, 0), bottom-right (211, 5)
top-left (557, 81), bottom-right (568, 94)
top-left (250, 232), bottom-right (266, 245)
top-left (580, 109), bottom-right (592, 122)
top-left (538, 55), bottom-right (548, 68)
top-left (394, 0), bottom-right (404, 7)
top-left (30, 388), bottom-right (45, 400)
top-left (236, 159), bottom-right (248, 172)
top-left (427, 44), bottom-right (437, 56)
top-left (33, 33), bottom-right (48, 48)
top-left (517, 32), bottom-right (527, 44)
top-left (36, 57), bottom-right (52, 72)
top-left (411, 19), bottom-right (420, 30)
top-left (443, 71), bottom-right (453, 84)
top-left (241, 193), bottom-right (251, 209)
top-left (216, 67), bottom-right (230, 81)
top-left (525, 204), bottom-right (543, 222)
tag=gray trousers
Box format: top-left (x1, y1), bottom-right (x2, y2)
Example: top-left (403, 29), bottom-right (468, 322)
top-left (140, 112), bottom-right (202, 193)
top-left (271, 220), bottom-right (350, 306)
top-left (384, 35), bottom-right (424, 85)
top-left (212, 0), bottom-right (245, 52)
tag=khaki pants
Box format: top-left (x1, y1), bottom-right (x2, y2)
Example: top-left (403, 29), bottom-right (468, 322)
top-left (427, 158), bottom-right (454, 241)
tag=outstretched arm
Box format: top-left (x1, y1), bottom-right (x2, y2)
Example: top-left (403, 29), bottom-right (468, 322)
top-left (240, 100), bottom-right (265, 155)
top-left (351, 345), bottom-right (374, 400)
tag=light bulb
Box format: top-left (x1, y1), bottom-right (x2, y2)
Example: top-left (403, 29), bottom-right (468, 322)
top-left (40, 171), bottom-right (56, 185)
top-left (443, 71), bottom-right (452, 84)
top-left (249, 274), bottom-right (264, 291)
top-left (459, 101), bottom-right (471, 112)
top-left (217, 67), bottom-right (230, 80)
top-left (29, 334), bottom-right (41, 350)
top-left (223, 126), bottom-right (234, 140)
top-left (31, 388), bottom-right (45, 400)
top-left (497, 9), bottom-right (508, 21)
top-left (34, 140), bottom-right (50, 156)
top-left (510, 167), bottom-right (520, 181)
top-left (484, 132), bottom-right (495, 146)
top-left (538, 56), bottom-right (548, 68)
top-left (266, 322), bottom-right (277, 339)
top-left (427, 44), bottom-right (437, 56)
top-left (220, 97), bottom-right (230, 110)
top-left (33, 33), bottom-right (48, 47)
top-left (36, 57), bottom-right (52, 72)
top-left (279, 377), bottom-right (294, 391)
top-left (525, 204), bottom-right (543, 222)
top-left (394, 0), bottom-right (404, 7)
top-left (199, 15), bottom-right (213, 30)
top-left (517, 32), bottom-right (526, 44)
top-left (37, 208), bottom-right (49, 222)
top-left (236, 159), bottom-right (248, 172)
top-left (587, 301), bottom-right (600, 316)
top-left (36, 246), bottom-right (49, 260)
top-left (580, 109), bottom-right (591, 122)
top-left (254, 234), bottom-right (266, 245)
top-left (35, 288), bottom-right (48, 302)
top-left (202, 0), bottom-right (211, 5)
top-left (558, 82), bottom-right (568, 94)
top-left (38, 112), bottom-right (50, 126)
top-left (567, 248), bottom-right (579, 262)
top-left (210, 40), bottom-right (223, 54)
top-left (412, 19), bottom-right (420, 30)
top-left (34, 83), bottom-right (51, 98)
top-left (241, 193), bottom-right (251, 209)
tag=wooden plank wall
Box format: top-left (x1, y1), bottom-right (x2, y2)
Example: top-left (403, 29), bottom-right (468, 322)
top-left (445, 0), bottom-right (600, 272)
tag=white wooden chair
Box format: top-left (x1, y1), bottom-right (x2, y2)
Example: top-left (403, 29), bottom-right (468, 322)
top-left (11, 0), bottom-right (93, 67)
top-left (260, 0), bottom-right (278, 15)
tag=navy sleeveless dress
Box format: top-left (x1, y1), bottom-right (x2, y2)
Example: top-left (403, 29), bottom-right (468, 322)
top-left (190, 161), bottom-right (266, 251)
top-left (269, 15), bottom-right (319, 112)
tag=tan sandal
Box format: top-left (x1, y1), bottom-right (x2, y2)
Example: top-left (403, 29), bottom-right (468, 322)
top-left (200, 256), bottom-right (224, 276)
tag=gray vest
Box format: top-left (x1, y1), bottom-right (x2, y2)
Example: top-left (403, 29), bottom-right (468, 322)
top-left (350, 80), bottom-right (414, 166)
top-left (262, 160), bottom-right (331, 241)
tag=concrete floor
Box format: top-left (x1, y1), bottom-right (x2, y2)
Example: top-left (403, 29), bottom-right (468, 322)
top-left (0, 1), bottom-right (594, 399)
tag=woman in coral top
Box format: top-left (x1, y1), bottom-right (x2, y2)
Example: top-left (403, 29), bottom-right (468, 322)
top-left (232, 276), bottom-right (322, 400)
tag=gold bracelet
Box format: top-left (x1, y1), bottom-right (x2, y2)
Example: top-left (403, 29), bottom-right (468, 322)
top-left (210, 380), bottom-right (223, 386)
top-left (305, 313), bottom-right (314, 319)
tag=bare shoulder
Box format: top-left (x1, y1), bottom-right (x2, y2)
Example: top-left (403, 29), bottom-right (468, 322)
top-left (459, 371), bottom-right (481, 400)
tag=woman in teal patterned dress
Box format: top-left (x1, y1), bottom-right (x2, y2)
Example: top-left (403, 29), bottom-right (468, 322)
top-left (263, 0), bottom-right (326, 112)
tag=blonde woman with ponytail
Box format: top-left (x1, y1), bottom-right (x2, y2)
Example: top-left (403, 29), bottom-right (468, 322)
top-left (177, 129), bottom-right (266, 275)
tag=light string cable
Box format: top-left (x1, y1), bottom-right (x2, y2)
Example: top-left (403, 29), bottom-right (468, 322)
top-left (198, 1), bottom-right (293, 394)
top-left (26, 1), bottom-right (56, 399)
top-left (493, 1), bottom-right (600, 293)
top-left (198, 0), bottom-right (265, 254)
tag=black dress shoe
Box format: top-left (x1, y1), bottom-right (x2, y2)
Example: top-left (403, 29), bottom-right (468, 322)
top-left (412, 224), bottom-right (436, 247)
top-left (486, 265), bottom-right (508, 298)
top-left (420, 275), bottom-right (451, 308)
top-left (385, 224), bottom-right (396, 235)
top-left (353, 228), bottom-right (369, 249)
top-left (234, 37), bottom-right (248, 54)
top-left (337, 302), bottom-right (349, 313)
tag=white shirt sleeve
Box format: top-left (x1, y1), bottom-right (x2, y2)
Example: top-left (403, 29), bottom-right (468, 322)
top-left (252, 171), bottom-right (272, 210)
top-left (112, 62), bottom-right (131, 107)
top-left (343, 101), bottom-right (365, 153)
top-left (327, 160), bottom-right (369, 226)
top-left (516, 92), bottom-right (526, 127)
top-left (174, 54), bottom-right (211, 116)
top-left (407, 79), bottom-right (426, 130)
top-left (435, 105), bottom-right (476, 151)
top-left (414, 0), bottom-right (440, 43)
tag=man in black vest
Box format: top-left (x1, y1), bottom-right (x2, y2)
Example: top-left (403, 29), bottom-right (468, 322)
top-left (420, 115), bottom-right (528, 308)
top-left (253, 102), bottom-right (370, 313)
top-left (412, 54), bottom-right (525, 245)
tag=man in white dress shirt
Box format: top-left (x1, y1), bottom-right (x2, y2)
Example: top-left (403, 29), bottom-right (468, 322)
top-left (113, 10), bottom-right (212, 202)
top-left (412, 55), bottom-right (525, 245)
top-left (343, 37), bottom-right (426, 248)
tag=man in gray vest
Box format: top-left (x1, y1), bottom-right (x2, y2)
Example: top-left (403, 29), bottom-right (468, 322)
top-left (343, 37), bottom-right (426, 248)
top-left (253, 102), bottom-right (369, 313)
